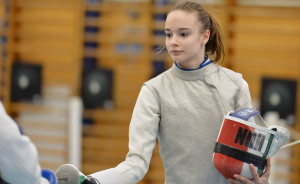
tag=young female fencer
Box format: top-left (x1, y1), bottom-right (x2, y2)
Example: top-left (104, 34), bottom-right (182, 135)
top-left (68, 1), bottom-right (272, 184)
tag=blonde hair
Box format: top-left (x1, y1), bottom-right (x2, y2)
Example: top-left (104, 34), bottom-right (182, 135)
top-left (169, 1), bottom-right (225, 63)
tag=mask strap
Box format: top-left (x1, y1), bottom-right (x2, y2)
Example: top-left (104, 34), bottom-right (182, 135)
top-left (218, 66), bottom-right (269, 127)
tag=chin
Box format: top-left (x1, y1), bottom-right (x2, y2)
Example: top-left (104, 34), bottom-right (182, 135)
top-left (172, 56), bottom-right (184, 62)
top-left (174, 58), bottom-right (185, 64)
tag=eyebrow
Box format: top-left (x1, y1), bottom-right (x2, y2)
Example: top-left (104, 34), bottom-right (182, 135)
top-left (164, 28), bottom-right (192, 31)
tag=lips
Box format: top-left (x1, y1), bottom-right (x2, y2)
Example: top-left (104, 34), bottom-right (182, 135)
top-left (171, 50), bottom-right (182, 55)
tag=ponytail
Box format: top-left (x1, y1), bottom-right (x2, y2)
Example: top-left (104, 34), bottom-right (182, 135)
top-left (206, 12), bottom-right (225, 63)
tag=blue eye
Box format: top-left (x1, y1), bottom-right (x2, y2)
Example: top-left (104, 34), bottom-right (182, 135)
top-left (181, 33), bottom-right (189, 37)
top-left (165, 33), bottom-right (171, 38)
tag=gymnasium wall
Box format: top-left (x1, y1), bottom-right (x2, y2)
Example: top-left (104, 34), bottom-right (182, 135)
top-left (229, 3), bottom-right (300, 184)
top-left (0, 0), bottom-right (299, 184)
top-left (0, 0), bottom-right (85, 171)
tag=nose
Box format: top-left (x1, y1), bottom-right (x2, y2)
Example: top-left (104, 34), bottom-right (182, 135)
top-left (168, 35), bottom-right (179, 46)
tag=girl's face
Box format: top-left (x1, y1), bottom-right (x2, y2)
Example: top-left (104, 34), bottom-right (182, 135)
top-left (165, 10), bottom-right (210, 69)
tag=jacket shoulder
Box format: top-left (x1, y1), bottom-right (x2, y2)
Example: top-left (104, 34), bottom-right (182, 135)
top-left (217, 66), bottom-right (244, 86)
top-left (144, 68), bottom-right (171, 88)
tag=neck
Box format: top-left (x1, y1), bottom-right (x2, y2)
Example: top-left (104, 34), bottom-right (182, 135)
top-left (176, 55), bottom-right (206, 69)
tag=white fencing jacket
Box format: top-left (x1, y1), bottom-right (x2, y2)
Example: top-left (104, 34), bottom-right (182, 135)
top-left (91, 61), bottom-right (253, 184)
top-left (0, 102), bottom-right (42, 184)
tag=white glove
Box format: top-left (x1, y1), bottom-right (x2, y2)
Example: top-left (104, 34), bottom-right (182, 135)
top-left (41, 177), bottom-right (50, 184)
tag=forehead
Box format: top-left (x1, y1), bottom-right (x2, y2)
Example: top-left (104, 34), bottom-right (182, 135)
top-left (165, 10), bottom-right (200, 30)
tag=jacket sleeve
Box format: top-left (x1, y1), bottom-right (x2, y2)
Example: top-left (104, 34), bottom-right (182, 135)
top-left (91, 84), bottom-right (160, 184)
top-left (0, 102), bottom-right (42, 184)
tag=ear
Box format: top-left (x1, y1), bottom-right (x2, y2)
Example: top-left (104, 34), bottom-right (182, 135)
top-left (202, 29), bottom-right (210, 45)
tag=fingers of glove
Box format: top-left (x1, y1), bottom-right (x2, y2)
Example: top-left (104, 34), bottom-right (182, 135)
top-left (261, 158), bottom-right (271, 179)
top-left (233, 174), bottom-right (252, 184)
top-left (228, 178), bottom-right (248, 184)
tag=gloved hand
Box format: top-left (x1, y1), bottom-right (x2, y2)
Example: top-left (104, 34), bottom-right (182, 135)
top-left (41, 177), bottom-right (50, 184)
top-left (56, 164), bottom-right (100, 184)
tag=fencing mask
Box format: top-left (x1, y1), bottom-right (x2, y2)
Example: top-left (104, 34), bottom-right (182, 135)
top-left (212, 108), bottom-right (289, 179)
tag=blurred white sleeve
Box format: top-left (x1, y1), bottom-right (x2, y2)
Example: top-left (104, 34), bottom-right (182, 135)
top-left (0, 102), bottom-right (42, 184)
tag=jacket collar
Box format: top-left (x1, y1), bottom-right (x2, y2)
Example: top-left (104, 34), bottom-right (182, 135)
top-left (170, 61), bottom-right (218, 81)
